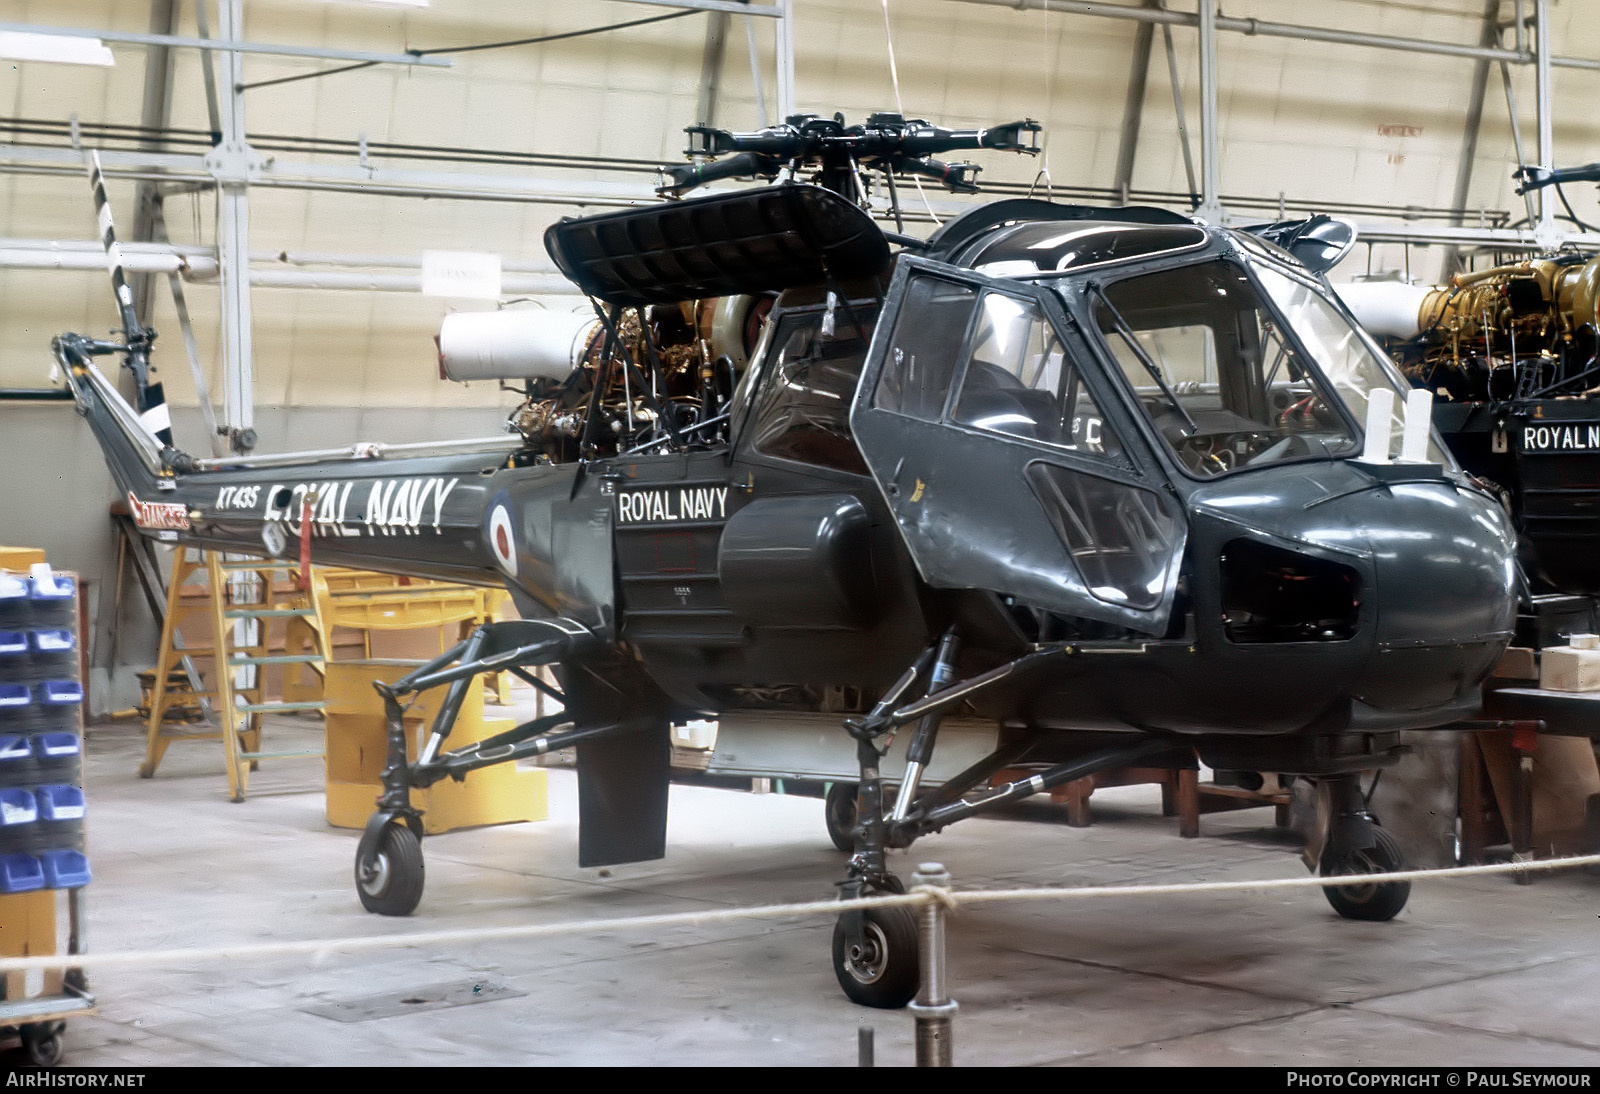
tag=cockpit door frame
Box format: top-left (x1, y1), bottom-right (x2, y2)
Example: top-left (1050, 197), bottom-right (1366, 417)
top-left (849, 255), bottom-right (1189, 634)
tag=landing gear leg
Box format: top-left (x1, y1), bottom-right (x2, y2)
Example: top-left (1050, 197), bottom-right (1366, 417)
top-left (1314, 774), bottom-right (1411, 922)
top-left (349, 618), bottom-right (592, 916)
top-left (354, 686), bottom-right (427, 916)
top-left (824, 781), bottom-right (858, 853)
top-left (833, 730), bottom-right (918, 1008)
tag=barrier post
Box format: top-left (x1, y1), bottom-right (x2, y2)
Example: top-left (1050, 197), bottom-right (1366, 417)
top-left (909, 862), bottom-right (957, 1066)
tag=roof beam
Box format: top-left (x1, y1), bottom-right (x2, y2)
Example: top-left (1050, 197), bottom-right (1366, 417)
top-left (1111, 1), bottom-right (1159, 203)
top-left (0, 21), bottom-right (451, 68)
top-left (611, 1), bottom-right (783, 17)
top-left (947, 0), bottom-right (1600, 72)
top-left (1440, 0), bottom-right (1506, 276)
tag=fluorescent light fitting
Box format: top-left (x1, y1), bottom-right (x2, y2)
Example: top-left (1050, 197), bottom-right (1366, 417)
top-left (0, 31), bottom-right (114, 67)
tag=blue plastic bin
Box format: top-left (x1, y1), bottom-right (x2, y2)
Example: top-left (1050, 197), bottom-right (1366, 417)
top-left (35, 785), bottom-right (84, 822)
top-left (31, 630), bottom-right (74, 653)
top-left (0, 788), bottom-right (36, 826)
top-left (39, 681), bottom-right (82, 705)
top-left (0, 853), bottom-right (43, 893)
top-left (0, 736), bottom-right (29, 764)
top-left (0, 631), bottom-right (25, 655)
top-left (31, 734), bottom-right (79, 760)
top-left (39, 850), bottom-right (88, 889)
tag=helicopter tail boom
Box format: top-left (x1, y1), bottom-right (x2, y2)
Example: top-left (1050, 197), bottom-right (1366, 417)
top-left (58, 337), bottom-right (514, 586)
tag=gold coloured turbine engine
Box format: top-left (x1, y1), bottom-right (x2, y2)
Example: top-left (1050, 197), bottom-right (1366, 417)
top-left (1342, 255), bottom-right (1600, 402)
top-left (436, 295), bottom-right (770, 462)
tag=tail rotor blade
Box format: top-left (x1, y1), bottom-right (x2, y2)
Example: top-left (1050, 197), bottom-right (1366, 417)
top-left (87, 151), bottom-right (173, 447)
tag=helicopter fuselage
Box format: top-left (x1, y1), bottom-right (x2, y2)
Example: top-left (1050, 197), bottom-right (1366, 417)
top-left (81, 205), bottom-right (1518, 778)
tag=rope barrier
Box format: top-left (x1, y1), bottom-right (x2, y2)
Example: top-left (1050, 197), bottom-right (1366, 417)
top-left (1, 852), bottom-right (1593, 974)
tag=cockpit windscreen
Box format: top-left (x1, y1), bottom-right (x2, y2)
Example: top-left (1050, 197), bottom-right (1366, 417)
top-left (1091, 260), bottom-right (1362, 478)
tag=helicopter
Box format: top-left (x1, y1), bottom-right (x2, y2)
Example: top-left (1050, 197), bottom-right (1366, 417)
top-left (1337, 161), bottom-right (1600, 615)
top-left (57, 112), bottom-right (1518, 1009)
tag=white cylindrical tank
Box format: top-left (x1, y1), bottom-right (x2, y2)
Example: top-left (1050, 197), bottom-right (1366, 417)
top-left (438, 308), bottom-right (601, 383)
top-left (1333, 281), bottom-right (1433, 341)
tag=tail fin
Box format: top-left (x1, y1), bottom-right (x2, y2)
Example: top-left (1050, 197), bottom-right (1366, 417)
top-left (88, 152), bottom-right (172, 447)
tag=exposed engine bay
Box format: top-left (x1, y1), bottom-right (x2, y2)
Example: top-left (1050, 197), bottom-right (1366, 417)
top-left (1341, 255), bottom-right (1600, 403)
top-left (437, 294), bottom-right (772, 462)
top-left (1339, 255), bottom-right (1600, 598)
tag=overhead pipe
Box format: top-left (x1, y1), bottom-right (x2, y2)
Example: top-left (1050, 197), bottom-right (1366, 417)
top-left (0, 248), bottom-right (216, 276)
top-left (0, 238), bottom-right (560, 275)
top-left (247, 270), bottom-right (580, 294)
top-left (954, 0), bottom-right (1600, 72)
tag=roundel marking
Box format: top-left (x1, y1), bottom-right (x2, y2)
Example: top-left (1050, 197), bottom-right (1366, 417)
top-left (489, 503), bottom-right (516, 575)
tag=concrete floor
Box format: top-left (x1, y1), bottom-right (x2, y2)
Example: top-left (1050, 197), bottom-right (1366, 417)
top-left (13, 715), bottom-right (1600, 1068)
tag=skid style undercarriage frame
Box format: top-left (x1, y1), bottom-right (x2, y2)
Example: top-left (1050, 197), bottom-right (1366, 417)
top-left (341, 614), bottom-right (1413, 995)
top-left (353, 616), bottom-right (623, 911)
top-left (833, 632), bottom-right (1180, 900)
top-left (827, 630), bottom-right (1410, 1008)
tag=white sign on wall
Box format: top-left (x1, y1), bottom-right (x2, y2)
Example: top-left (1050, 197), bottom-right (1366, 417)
top-left (421, 250), bottom-right (502, 300)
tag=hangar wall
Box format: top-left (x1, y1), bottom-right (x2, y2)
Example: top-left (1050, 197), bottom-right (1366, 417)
top-left (1, 0), bottom-right (1598, 710)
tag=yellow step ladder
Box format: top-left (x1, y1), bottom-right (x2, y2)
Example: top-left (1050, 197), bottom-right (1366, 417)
top-left (141, 548), bottom-right (330, 801)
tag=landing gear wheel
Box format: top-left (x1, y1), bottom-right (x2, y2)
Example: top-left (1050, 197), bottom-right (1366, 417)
top-left (355, 821), bottom-right (424, 916)
top-left (21, 1022), bottom-right (63, 1067)
top-left (832, 904), bottom-right (920, 1009)
top-left (1320, 826), bottom-right (1410, 921)
top-left (824, 782), bottom-right (858, 853)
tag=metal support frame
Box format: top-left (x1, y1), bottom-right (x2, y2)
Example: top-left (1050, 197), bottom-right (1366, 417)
top-left (1160, 21), bottom-right (1199, 204)
top-left (947, 0), bottom-right (1595, 256)
top-left (1110, 1), bottom-right (1159, 206)
top-left (1, 2), bottom-right (798, 466)
top-left (0, 21), bottom-right (450, 68)
top-left (128, 0), bottom-right (177, 329)
top-left (214, 0), bottom-right (255, 455)
top-left (695, 11), bottom-right (730, 128)
top-left (743, 13), bottom-right (770, 126)
top-left (1193, 0), bottom-right (1222, 224)
top-left (1533, 0), bottom-right (1558, 249)
top-left (616, 0), bottom-right (783, 16)
top-left (774, 0), bottom-right (795, 120)
top-left (949, 0), bottom-right (1600, 72)
top-left (1440, 0), bottom-right (1505, 277)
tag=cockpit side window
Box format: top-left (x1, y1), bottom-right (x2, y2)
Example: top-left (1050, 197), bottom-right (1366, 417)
top-left (1093, 259), bottom-right (1360, 478)
top-left (748, 305), bottom-right (877, 474)
top-left (951, 291), bottom-right (1121, 460)
top-left (874, 275), bottom-right (976, 421)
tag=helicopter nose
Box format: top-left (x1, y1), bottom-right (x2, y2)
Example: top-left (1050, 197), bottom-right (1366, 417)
top-left (1350, 481), bottom-right (1517, 713)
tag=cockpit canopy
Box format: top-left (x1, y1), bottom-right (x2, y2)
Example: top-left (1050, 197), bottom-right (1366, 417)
top-left (962, 221), bottom-right (1207, 278)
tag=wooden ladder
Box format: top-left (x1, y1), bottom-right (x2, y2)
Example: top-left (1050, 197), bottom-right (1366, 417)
top-left (141, 548), bottom-right (330, 801)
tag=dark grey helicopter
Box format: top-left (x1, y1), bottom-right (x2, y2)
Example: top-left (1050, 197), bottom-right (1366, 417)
top-left (58, 114), bottom-right (1517, 1008)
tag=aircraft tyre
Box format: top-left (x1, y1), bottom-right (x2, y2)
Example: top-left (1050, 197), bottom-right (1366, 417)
top-left (825, 781), bottom-right (858, 852)
top-left (355, 819), bottom-right (424, 916)
top-left (20, 1022), bottom-right (64, 1067)
top-left (832, 904), bottom-right (920, 1009)
top-left (1319, 825), bottom-right (1410, 921)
